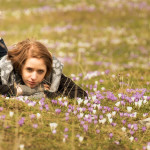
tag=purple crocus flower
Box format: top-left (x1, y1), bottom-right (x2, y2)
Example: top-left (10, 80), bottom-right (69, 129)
top-left (133, 124), bottom-right (138, 131)
top-left (105, 69), bottom-right (110, 75)
top-left (99, 115), bottom-right (103, 120)
top-left (94, 115), bottom-right (98, 120)
top-left (128, 124), bottom-right (132, 129)
top-left (134, 137), bottom-right (138, 141)
top-left (68, 109), bottom-right (72, 113)
top-left (114, 107), bottom-right (119, 112)
top-left (51, 100), bottom-right (57, 105)
top-left (87, 118), bottom-right (92, 123)
top-left (0, 107), bottom-right (3, 112)
top-left (76, 134), bottom-right (80, 138)
top-left (55, 109), bottom-right (61, 114)
top-left (80, 121), bottom-right (85, 125)
top-left (59, 101), bottom-right (63, 106)
top-left (96, 129), bottom-right (100, 134)
top-left (1, 115), bottom-right (5, 120)
top-left (109, 133), bottom-right (113, 138)
top-left (39, 106), bottom-right (43, 111)
top-left (83, 124), bottom-right (88, 132)
top-left (73, 111), bottom-right (77, 115)
top-left (107, 107), bottom-right (111, 112)
top-left (5, 126), bottom-right (10, 129)
top-left (52, 129), bottom-right (56, 134)
top-left (65, 116), bottom-right (69, 121)
top-left (94, 120), bottom-right (98, 124)
top-left (39, 98), bottom-right (45, 106)
top-left (30, 114), bottom-right (36, 120)
top-left (142, 126), bottom-right (146, 132)
top-left (77, 107), bottom-right (80, 112)
top-left (64, 134), bottom-right (68, 139)
top-left (124, 113), bottom-right (128, 117)
top-left (64, 128), bottom-right (69, 132)
top-left (25, 99), bottom-right (30, 104)
top-left (61, 102), bottom-right (65, 107)
top-left (99, 79), bottom-right (104, 83)
top-left (77, 114), bottom-right (81, 119)
top-left (87, 103), bottom-right (91, 107)
top-left (115, 141), bottom-right (120, 145)
top-left (111, 123), bottom-right (117, 127)
top-left (33, 124), bottom-right (38, 128)
top-left (82, 108), bottom-right (86, 112)
top-left (120, 113), bottom-right (124, 117)
top-left (121, 101), bottom-right (126, 106)
top-left (122, 120), bottom-right (126, 125)
top-left (102, 110), bottom-right (106, 114)
top-left (45, 104), bottom-right (49, 111)
top-left (88, 107), bottom-right (93, 112)
top-left (18, 117), bottom-right (25, 126)
top-left (65, 113), bottom-right (69, 116)
top-left (103, 106), bottom-right (107, 110)
top-left (90, 85), bottom-right (93, 90)
top-left (130, 130), bottom-right (135, 135)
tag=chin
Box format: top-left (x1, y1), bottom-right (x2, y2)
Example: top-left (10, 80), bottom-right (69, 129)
top-left (24, 81), bottom-right (38, 88)
top-left (27, 84), bottom-right (37, 88)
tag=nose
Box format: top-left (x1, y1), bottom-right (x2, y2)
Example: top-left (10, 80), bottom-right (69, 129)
top-left (31, 71), bottom-right (37, 80)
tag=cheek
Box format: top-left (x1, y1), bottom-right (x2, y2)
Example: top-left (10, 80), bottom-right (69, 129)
top-left (21, 70), bottom-right (30, 80)
top-left (40, 74), bottom-right (46, 81)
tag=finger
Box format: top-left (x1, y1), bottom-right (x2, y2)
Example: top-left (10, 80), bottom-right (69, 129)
top-left (43, 84), bottom-right (50, 90)
top-left (43, 84), bottom-right (49, 88)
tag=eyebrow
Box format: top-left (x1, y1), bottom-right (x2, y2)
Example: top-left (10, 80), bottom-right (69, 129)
top-left (26, 67), bottom-right (45, 70)
top-left (38, 69), bottom-right (45, 71)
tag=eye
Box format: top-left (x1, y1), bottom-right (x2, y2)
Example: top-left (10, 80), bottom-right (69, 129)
top-left (38, 70), bottom-right (44, 74)
top-left (26, 67), bottom-right (33, 72)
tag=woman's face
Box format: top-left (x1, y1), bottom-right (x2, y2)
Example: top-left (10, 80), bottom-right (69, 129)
top-left (21, 57), bottom-right (47, 88)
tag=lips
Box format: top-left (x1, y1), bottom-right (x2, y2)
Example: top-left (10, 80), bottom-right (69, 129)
top-left (28, 81), bottom-right (36, 86)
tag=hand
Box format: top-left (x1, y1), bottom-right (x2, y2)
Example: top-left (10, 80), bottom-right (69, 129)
top-left (16, 86), bottom-right (23, 96)
top-left (43, 84), bottom-right (50, 91)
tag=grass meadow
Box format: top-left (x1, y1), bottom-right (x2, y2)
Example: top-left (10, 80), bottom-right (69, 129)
top-left (0, 0), bottom-right (150, 149)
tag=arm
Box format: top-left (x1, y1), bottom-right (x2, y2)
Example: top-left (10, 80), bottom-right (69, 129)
top-left (0, 77), bottom-right (16, 96)
top-left (0, 38), bottom-right (8, 58)
top-left (0, 78), bottom-right (44, 97)
top-left (0, 84), bottom-right (16, 96)
top-left (45, 74), bottom-right (88, 99)
top-left (58, 74), bottom-right (88, 99)
top-left (16, 84), bottom-right (44, 96)
top-left (0, 38), bottom-right (15, 96)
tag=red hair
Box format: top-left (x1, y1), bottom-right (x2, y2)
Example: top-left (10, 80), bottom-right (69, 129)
top-left (7, 39), bottom-right (53, 77)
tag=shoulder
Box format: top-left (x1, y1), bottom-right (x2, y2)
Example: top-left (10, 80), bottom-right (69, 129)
top-left (0, 69), bottom-right (2, 84)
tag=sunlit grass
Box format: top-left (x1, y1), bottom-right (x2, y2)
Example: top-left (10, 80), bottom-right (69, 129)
top-left (0, 0), bottom-right (150, 149)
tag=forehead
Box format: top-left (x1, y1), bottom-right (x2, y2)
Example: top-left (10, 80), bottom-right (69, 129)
top-left (23, 57), bottom-right (47, 70)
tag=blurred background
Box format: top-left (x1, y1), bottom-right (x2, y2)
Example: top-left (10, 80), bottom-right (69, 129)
top-left (0, 0), bottom-right (150, 80)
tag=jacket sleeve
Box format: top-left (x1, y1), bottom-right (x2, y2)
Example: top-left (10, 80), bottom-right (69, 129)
top-left (0, 80), bottom-right (16, 96)
top-left (58, 74), bottom-right (88, 99)
top-left (0, 38), bottom-right (15, 96)
top-left (0, 38), bottom-right (8, 58)
top-left (45, 74), bottom-right (88, 99)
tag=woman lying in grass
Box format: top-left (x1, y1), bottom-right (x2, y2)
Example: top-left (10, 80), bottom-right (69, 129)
top-left (0, 38), bottom-right (88, 99)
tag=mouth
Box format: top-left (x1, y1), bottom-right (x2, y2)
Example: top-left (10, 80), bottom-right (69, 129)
top-left (28, 81), bottom-right (36, 87)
